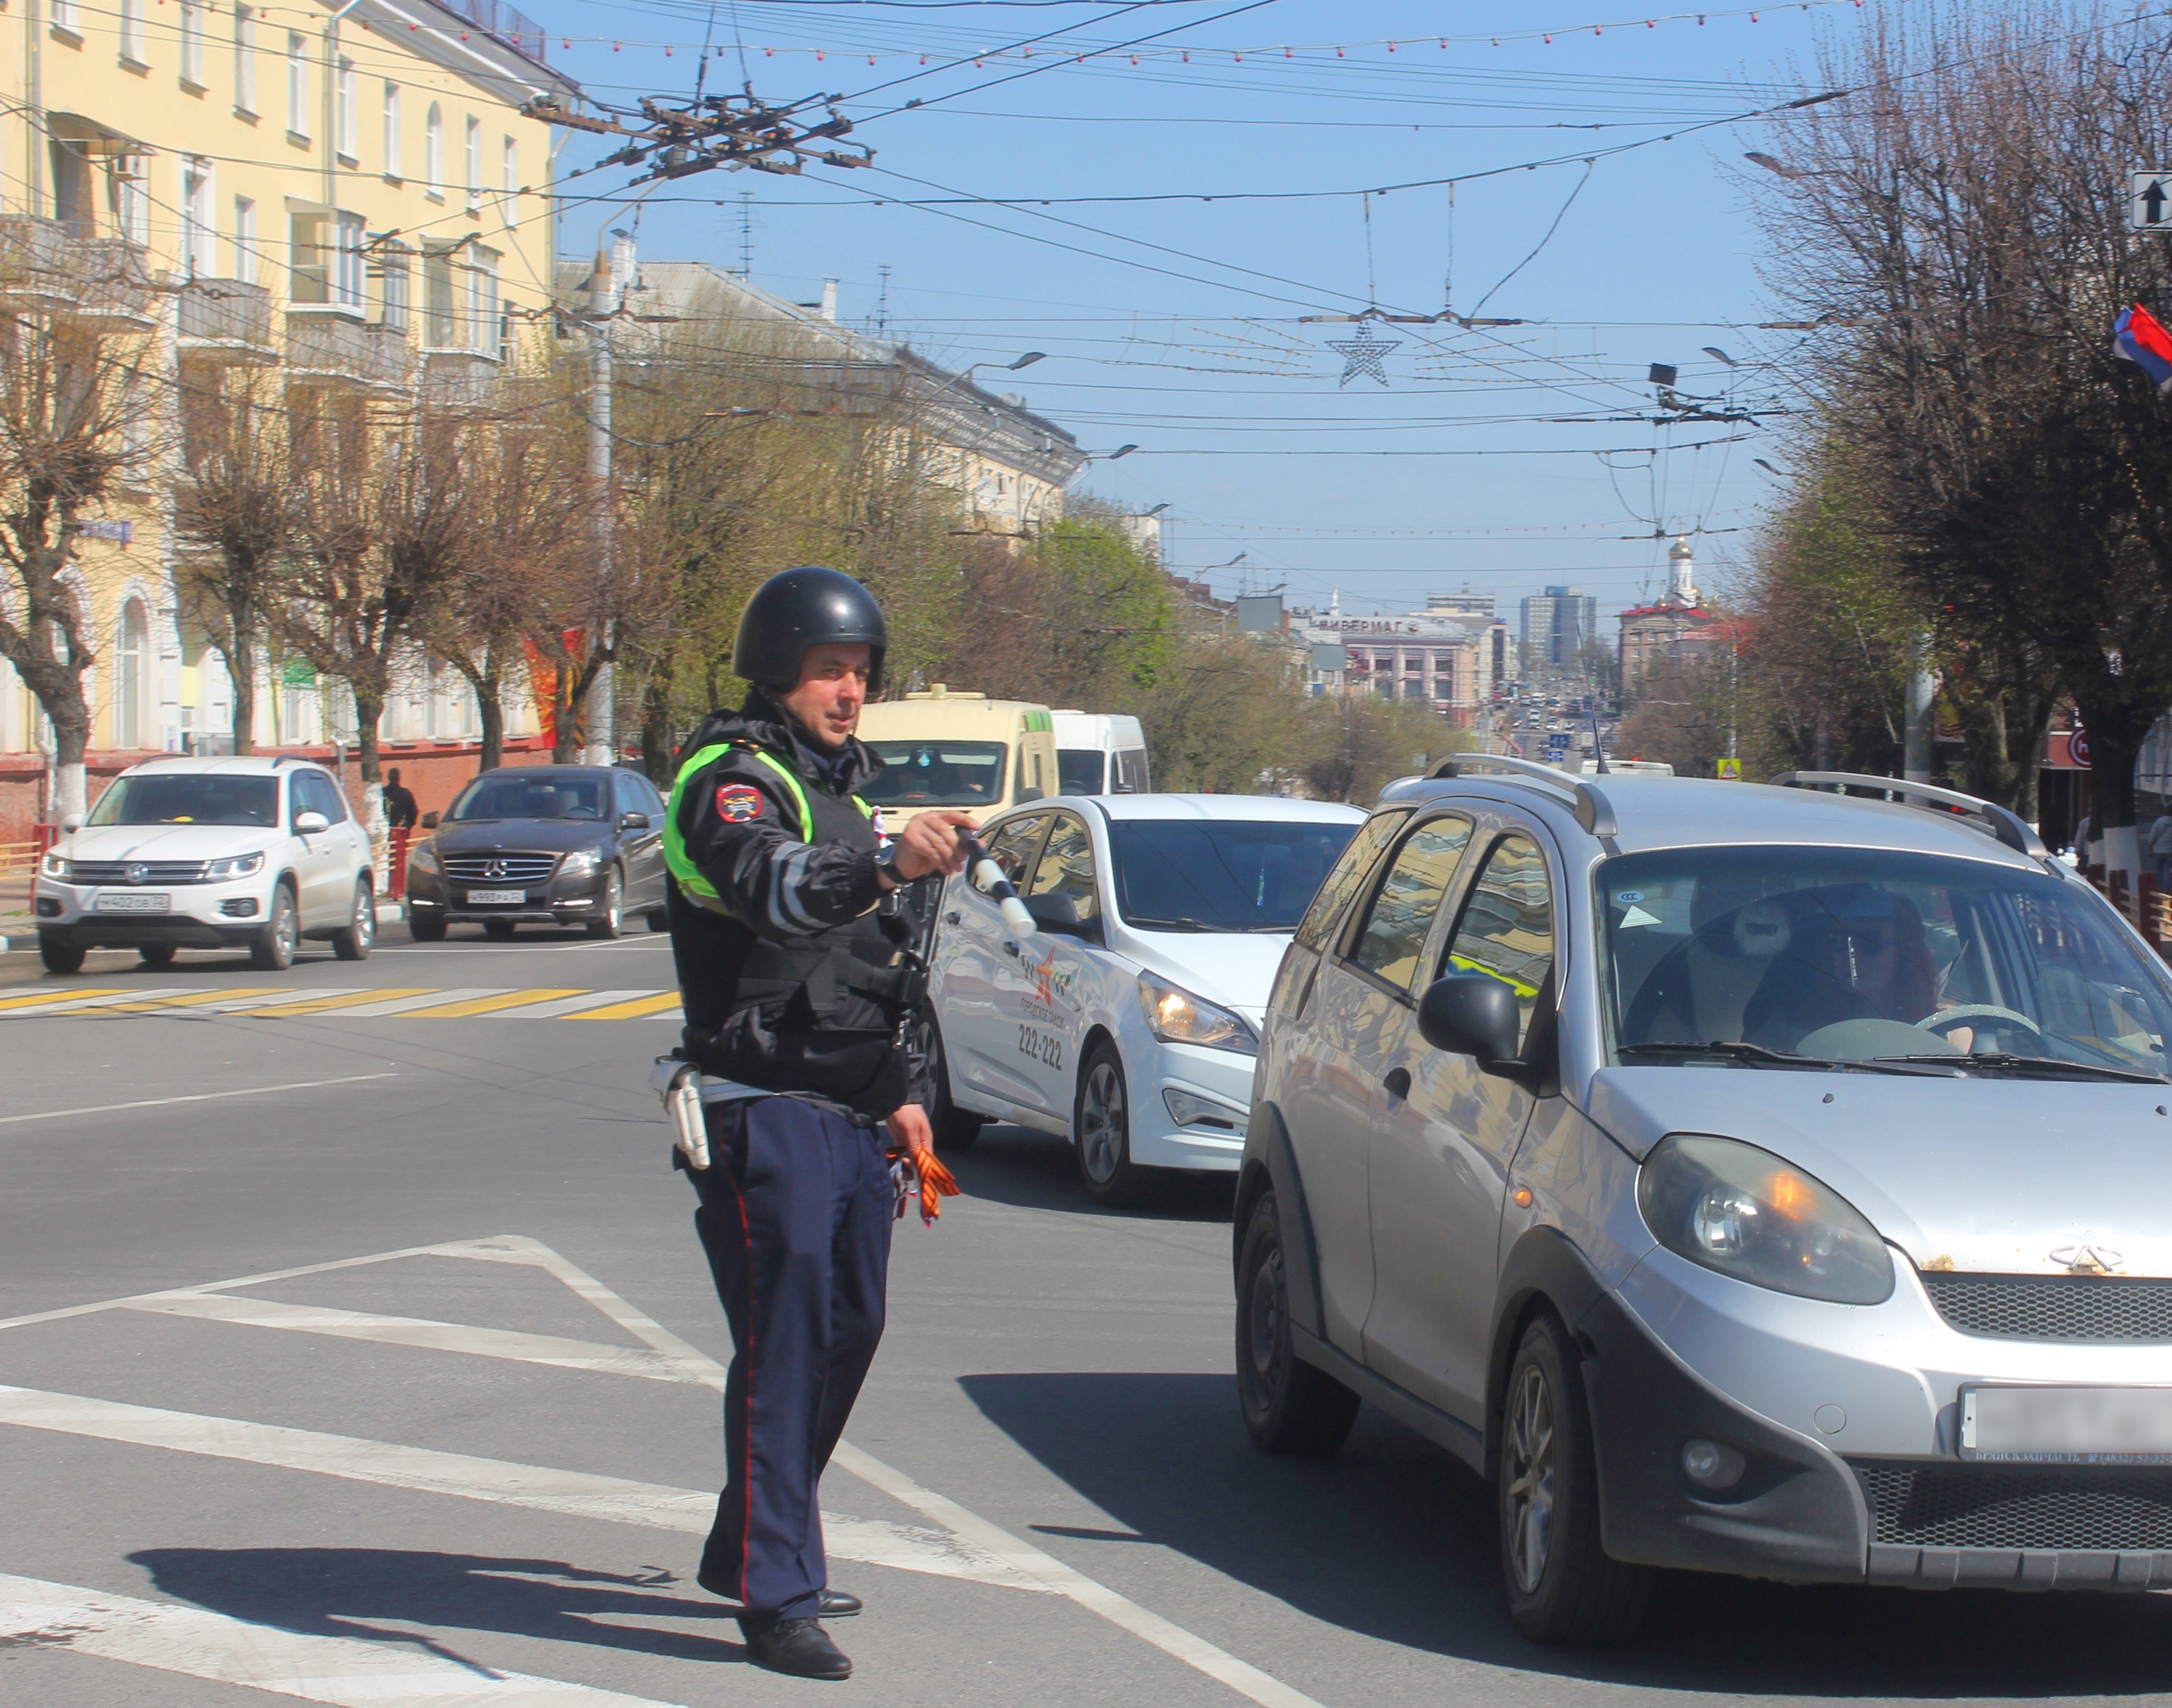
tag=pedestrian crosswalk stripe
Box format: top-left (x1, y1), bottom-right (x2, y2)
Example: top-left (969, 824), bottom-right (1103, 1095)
top-left (0, 984), bottom-right (684, 1020)
top-left (563, 991), bottom-right (683, 1021)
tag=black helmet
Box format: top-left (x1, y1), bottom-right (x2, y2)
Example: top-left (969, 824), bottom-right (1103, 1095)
top-left (731, 567), bottom-right (888, 694)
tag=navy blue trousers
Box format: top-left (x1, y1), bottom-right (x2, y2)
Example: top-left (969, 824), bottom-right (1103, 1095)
top-left (684, 1095), bottom-right (894, 1622)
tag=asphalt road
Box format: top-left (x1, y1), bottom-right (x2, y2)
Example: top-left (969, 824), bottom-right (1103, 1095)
top-left (3, 924), bottom-right (2171, 1707)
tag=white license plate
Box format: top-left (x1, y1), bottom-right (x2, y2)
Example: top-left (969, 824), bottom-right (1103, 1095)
top-left (94, 892), bottom-right (170, 914)
top-left (1961, 1385), bottom-right (2172, 1462)
top-left (466, 888), bottom-right (527, 904)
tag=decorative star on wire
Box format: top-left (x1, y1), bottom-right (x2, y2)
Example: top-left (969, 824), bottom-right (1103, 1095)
top-left (1324, 322), bottom-right (1399, 387)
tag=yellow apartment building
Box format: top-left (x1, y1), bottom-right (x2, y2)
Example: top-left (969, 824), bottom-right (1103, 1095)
top-left (0, 0), bottom-right (578, 832)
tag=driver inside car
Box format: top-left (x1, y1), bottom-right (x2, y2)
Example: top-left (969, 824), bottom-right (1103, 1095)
top-left (1743, 886), bottom-right (1939, 1050)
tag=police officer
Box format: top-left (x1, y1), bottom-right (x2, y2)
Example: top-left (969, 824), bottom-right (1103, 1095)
top-left (659, 566), bottom-right (974, 1682)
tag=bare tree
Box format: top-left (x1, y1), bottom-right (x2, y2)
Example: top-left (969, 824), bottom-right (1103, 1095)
top-left (0, 312), bottom-right (153, 816)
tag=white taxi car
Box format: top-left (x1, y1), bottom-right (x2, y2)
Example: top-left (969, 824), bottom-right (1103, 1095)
top-left (34, 755), bottom-right (376, 973)
top-left (924, 793), bottom-right (1364, 1203)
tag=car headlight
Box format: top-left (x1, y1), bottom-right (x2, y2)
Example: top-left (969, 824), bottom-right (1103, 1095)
top-left (203, 851), bottom-right (266, 882)
top-left (1137, 970), bottom-right (1257, 1056)
top-left (406, 843), bottom-right (440, 875)
top-left (558, 848), bottom-right (601, 878)
top-left (1637, 1134), bottom-right (1894, 1304)
top-left (38, 854), bottom-right (70, 880)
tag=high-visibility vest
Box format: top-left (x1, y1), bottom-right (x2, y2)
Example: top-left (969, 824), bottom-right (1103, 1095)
top-left (663, 741), bottom-right (870, 914)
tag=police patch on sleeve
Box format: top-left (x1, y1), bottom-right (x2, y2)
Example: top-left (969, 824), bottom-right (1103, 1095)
top-left (714, 784), bottom-right (764, 823)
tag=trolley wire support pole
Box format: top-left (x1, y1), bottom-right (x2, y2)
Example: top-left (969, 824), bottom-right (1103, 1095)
top-left (522, 86), bottom-right (875, 188)
top-left (585, 241), bottom-right (617, 765)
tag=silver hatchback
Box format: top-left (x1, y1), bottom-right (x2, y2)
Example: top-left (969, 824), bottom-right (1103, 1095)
top-left (1236, 758), bottom-right (2172, 1644)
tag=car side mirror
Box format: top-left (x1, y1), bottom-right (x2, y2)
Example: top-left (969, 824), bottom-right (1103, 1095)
top-left (617, 810), bottom-right (651, 833)
top-left (421, 811), bottom-right (440, 830)
top-left (1417, 973), bottom-right (1527, 1078)
top-left (294, 809), bottom-right (330, 835)
top-left (1024, 889), bottom-right (1102, 944)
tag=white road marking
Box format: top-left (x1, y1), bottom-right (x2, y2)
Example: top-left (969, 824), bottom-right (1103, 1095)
top-left (0, 1074), bottom-right (397, 1128)
top-left (461, 989), bottom-right (664, 1020)
top-left (0, 986), bottom-right (197, 1017)
top-left (326, 988), bottom-right (514, 1016)
top-left (176, 988), bottom-right (373, 1015)
top-left (0, 1571), bottom-right (693, 1706)
top-left (0, 1387), bottom-right (1050, 1595)
top-left (127, 1295), bottom-right (712, 1385)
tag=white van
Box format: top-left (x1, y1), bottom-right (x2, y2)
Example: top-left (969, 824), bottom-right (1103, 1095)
top-left (1051, 711), bottom-right (1151, 796)
top-left (857, 687), bottom-right (1059, 827)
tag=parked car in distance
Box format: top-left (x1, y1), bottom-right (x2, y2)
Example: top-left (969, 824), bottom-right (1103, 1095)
top-left (923, 792), bottom-right (1365, 1203)
top-left (857, 686), bottom-right (1058, 828)
top-left (33, 754), bottom-right (375, 972)
top-left (1050, 710), bottom-right (1150, 796)
top-left (1239, 757), bottom-right (2172, 1644)
top-left (403, 764), bottom-right (668, 941)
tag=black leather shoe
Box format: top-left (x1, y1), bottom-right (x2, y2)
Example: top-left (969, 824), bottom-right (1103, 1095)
top-left (742, 1617), bottom-right (852, 1680)
top-left (697, 1571), bottom-right (859, 1618)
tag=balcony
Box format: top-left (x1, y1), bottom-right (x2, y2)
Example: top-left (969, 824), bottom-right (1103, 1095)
top-left (418, 349), bottom-right (501, 411)
top-left (176, 279), bottom-right (277, 366)
top-left (0, 216), bottom-right (74, 314)
top-left (284, 315), bottom-right (411, 393)
top-left (68, 238), bottom-right (157, 333)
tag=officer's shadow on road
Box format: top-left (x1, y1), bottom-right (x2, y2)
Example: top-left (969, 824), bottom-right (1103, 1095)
top-left (946, 1124), bottom-right (1235, 1224)
top-left (128, 1548), bottom-right (747, 1672)
top-left (961, 1372), bottom-right (2172, 1696)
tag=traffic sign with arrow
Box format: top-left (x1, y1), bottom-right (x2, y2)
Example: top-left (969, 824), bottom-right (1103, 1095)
top-left (2131, 171), bottom-right (2172, 232)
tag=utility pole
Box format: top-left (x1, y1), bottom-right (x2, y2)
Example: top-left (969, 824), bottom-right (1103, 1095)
top-left (583, 235), bottom-right (624, 765)
top-left (1903, 634), bottom-right (1934, 783)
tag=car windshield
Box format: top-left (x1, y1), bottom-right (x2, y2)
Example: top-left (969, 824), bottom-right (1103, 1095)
top-left (860, 741), bottom-right (1007, 808)
top-left (1057, 749), bottom-right (1105, 794)
top-left (87, 774), bottom-right (278, 827)
top-left (1602, 845), bottom-right (2172, 1079)
top-left (448, 775), bottom-right (607, 821)
top-left (1112, 819), bottom-right (1359, 932)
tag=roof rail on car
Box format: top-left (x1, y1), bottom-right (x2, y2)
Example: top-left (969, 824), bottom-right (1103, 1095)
top-left (1767, 770), bottom-right (2047, 859)
top-left (1427, 752), bottom-right (1619, 838)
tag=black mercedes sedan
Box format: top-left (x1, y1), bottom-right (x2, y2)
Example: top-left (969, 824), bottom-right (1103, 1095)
top-left (403, 765), bottom-right (669, 941)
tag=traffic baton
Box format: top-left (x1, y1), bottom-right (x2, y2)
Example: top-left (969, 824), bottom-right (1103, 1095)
top-left (959, 826), bottom-right (1037, 935)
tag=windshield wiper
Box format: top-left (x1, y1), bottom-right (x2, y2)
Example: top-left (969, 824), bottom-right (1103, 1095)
top-left (1126, 916), bottom-right (1212, 932)
top-left (1619, 1041), bottom-right (1953, 1077)
top-left (1872, 1052), bottom-right (2166, 1084)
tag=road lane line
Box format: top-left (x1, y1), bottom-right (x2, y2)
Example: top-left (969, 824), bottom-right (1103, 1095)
top-left (472, 989), bottom-right (663, 1020)
top-left (395, 988), bottom-right (586, 1019)
top-left (0, 1074), bottom-right (396, 1128)
top-left (0, 1571), bottom-right (697, 1706)
top-left (560, 993), bottom-right (680, 1021)
top-left (325, 988), bottom-right (510, 1016)
top-left (829, 1440), bottom-right (1327, 1708)
top-left (0, 1388), bottom-right (1051, 1594)
top-left (126, 1295), bottom-right (712, 1384)
top-left (223, 988), bottom-right (438, 1017)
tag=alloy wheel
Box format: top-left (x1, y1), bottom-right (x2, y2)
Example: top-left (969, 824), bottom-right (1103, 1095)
top-left (353, 885), bottom-right (375, 948)
top-left (1246, 1246), bottom-right (1285, 1397)
top-left (1503, 1364), bottom-right (1559, 1594)
top-left (273, 892), bottom-right (299, 960)
top-left (1079, 1060), bottom-right (1125, 1183)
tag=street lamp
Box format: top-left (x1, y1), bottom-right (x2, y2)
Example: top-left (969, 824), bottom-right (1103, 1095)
top-left (1100, 444), bottom-right (1139, 461)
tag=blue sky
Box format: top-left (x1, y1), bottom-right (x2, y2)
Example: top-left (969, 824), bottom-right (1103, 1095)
top-left (528, 1), bottom-right (1851, 626)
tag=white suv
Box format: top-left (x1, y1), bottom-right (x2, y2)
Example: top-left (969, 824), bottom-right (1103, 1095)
top-left (34, 756), bottom-right (376, 973)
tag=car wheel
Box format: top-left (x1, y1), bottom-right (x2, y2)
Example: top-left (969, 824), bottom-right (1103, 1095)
top-left (332, 879), bottom-right (375, 960)
top-left (484, 919), bottom-right (516, 939)
top-left (586, 869), bottom-right (624, 939)
top-left (1235, 1191), bottom-right (1358, 1454)
top-left (249, 882), bottom-right (299, 972)
top-left (644, 908), bottom-right (669, 933)
top-left (138, 944), bottom-right (177, 968)
top-left (1074, 1041), bottom-right (1154, 1207)
top-left (1497, 1313), bottom-right (1652, 1645)
top-left (408, 911), bottom-right (447, 943)
top-left (38, 932), bottom-right (86, 974)
top-left (923, 1016), bottom-right (983, 1153)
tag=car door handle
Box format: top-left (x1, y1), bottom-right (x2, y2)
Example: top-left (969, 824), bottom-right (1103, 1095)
top-left (944, 910), bottom-right (961, 925)
top-left (1382, 1067), bottom-right (1411, 1100)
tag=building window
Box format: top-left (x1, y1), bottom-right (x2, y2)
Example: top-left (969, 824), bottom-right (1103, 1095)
top-left (423, 244), bottom-right (454, 346)
top-left (463, 115), bottom-right (481, 210)
top-left (286, 32), bottom-right (308, 137)
top-left (501, 135), bottom-right (518, 225)
top-left (182, 157), bottom-right (216, 277)
top-left (381, 82), bottom-right (401, 177)
top-left (333, 211), bottom-right (364, 308)
top-left (120, 0), bottom-right (146, 63)
top-left (423, 104), bottom-right (442, 199)
top-left (51, 0), bottom-right (76, 33)
top-left (115, 600), bottom-right (149, 750)
top-left (232, 194), bottom-right (256, 283)
top-left (373, 243), bottom-right (410, 331)
top-left (469, 244), bottom-right (499, 354)
top-left (115, 171), bottom-right (148, 244)
top-left (288, 210), bottom-right (328, 303)
top-left (335, 58), bottom-right (356, 160)
top-left (180, 0), bottom-right (205, 86)
top-left (232, 3), bottom-right (255, 111)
